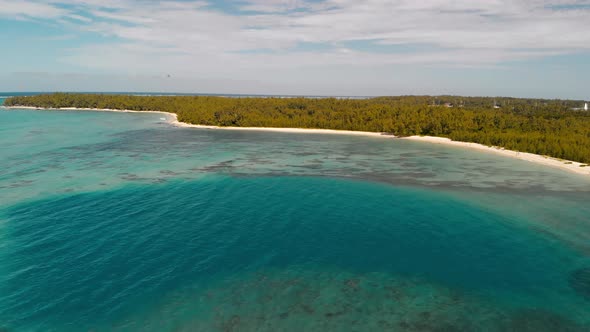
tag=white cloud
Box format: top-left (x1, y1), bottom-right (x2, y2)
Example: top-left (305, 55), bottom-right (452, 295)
top-left (0, 0), bottom-right (69, 19)
top-left (67, 1), bottom-right (588, 68)
top-left (1, 0), bottom-right (590, 96)
top-left (5, 1), bottom-right (590, 61)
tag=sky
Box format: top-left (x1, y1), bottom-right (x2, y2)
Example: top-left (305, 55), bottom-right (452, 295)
top-left (0, 0), bottom-right (589, 98)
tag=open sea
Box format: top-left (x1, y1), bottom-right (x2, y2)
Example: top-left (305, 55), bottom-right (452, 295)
top-left (1, 106), bottom-right (590, 331)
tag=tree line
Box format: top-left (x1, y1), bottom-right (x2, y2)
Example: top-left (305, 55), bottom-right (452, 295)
top-left (5, 93), bottom-right (590, 163)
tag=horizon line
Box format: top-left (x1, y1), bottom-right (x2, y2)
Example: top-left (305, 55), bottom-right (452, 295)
top-left (0, 91), bottom-right (587, 102)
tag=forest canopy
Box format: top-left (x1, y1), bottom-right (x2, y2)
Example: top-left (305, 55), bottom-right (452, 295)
top-left (5, 93), bottom-right (590, 163)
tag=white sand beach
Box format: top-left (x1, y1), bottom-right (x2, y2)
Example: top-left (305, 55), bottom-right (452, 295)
top-left (172, 119), bottom-right (392, 138)
top-left (2, 106), bottom-right (174, 115)
top-left (171, 115), bottom-right (590, 176)
top-left (401, 136), bottom-right (590, 176)
top-left (4, 106), bottom-right (589, 176)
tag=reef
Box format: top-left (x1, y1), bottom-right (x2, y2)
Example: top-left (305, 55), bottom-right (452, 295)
top-left (569, 267), bottom-right (590, 300)
top-left (104, 269), bottom-right (590, 331)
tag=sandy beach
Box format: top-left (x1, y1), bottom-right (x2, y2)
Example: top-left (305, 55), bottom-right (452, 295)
top-left (2, 106), bottom-right (175, 116)
top-left (173, 119), bottom-right (394, 138)
top-left (402, 136), bottom-right (590, 176)
top-left (171, 112), bottom-right (590, 176)
top-left (3, 106), bottom-right (589, 176)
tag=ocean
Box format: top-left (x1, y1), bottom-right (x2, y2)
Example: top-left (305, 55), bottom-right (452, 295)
top-left (0, 108), bottom-right (589, 331)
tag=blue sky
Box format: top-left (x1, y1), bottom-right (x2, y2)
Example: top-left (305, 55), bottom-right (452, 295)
top-left (0, 0), bottom-right (589, 99)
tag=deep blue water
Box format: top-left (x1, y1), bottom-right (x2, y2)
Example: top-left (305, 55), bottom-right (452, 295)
top-left (0, 109), bottom-right (589, 331)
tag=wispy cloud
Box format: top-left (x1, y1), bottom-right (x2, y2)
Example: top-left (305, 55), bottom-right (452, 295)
top-left (0, 0), bottom-right (69, 19)
top-left (4, 1), bottom-right (590, 64)
top-left (1, 0), bottom-right (589, 96)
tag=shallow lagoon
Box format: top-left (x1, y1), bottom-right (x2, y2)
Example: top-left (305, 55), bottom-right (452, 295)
top-left (1, 109), bottom-right (589, 331)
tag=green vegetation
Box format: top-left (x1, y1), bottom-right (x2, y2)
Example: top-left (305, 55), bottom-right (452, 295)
top-left (5, 93), bottom-right (590, 163)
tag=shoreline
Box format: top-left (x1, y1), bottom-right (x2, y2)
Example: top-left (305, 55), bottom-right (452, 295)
top-left (173, 119), bottom-right (394, 138)
top-left (402, 136), bottom-right (590, 176)
top-left (3, 105), bottom-right (589, 176)
top-left (1, 105), bottom-right (173, 116)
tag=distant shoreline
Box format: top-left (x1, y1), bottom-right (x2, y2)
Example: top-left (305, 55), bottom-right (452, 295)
top-left (3, 105), bottom-right (589, 176)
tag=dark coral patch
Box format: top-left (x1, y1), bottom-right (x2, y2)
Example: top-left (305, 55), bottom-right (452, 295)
top-left (507, 309), bottom-right (585, 332)
top-left (569, 267), bottom-right (590, 300)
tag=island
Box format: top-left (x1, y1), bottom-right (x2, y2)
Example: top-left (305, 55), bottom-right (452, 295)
top-left (4, 93), bottom-right (590, 165)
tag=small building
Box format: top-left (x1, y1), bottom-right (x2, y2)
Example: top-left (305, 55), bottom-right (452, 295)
top-left (444, 102), bottom-right (454, 108)
top-left (493, 100), bottom-right (501, 109)
top-left (572, 102), bottom-right (588, 111)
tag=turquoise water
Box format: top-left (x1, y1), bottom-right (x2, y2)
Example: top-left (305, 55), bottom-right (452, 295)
top-left (1, 109), bottom-right (590, 331)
